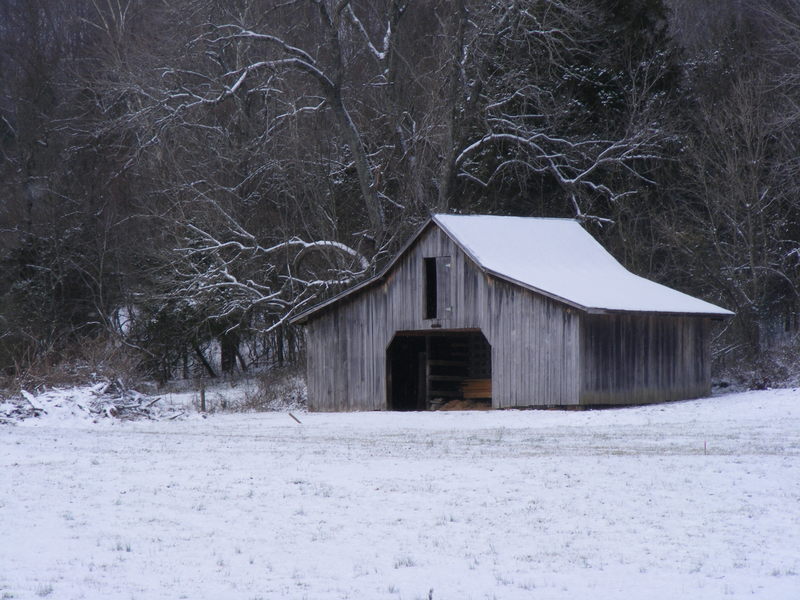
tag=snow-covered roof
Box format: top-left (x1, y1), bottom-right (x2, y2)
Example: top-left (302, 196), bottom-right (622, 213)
top-left (433, 214), bottom-right (733, 316)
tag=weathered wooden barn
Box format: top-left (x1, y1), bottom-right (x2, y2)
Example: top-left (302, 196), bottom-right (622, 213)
top-left (292, 215), bottom-right (733, 411)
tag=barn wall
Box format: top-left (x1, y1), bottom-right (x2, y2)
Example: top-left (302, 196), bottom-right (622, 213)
top-left (579, 314), bottom-right (711, 405)
top-left (304, 225), bottom-right (582, 411)
top-left (485, 277), bottom-right (580, 407)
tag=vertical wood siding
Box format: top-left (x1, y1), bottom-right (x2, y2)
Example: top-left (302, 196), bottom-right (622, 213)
top-left (579, 314), bottom-right (711, 405)
top-left (305, 225), bottom-right (581, 410)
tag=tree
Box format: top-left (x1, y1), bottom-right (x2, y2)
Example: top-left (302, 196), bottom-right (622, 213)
top-left (439, 1), bottom-right (666, 222)
top-left (648, 1), bottom-right (800, 369)
top-left (8, 0), bottom-right (790, 385)
top-left (61, 0), bottom-right (680, 380)
top-left (0, 0), bottom-right (121, 375)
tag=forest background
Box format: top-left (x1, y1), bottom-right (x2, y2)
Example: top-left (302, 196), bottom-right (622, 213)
top-left (1, 0), bottom-right (799, 390)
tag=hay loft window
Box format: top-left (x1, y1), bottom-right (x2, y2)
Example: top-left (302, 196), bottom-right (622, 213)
top-left (424, 258), bottom-right (437, 318)
top-left (424, 256), bottom-right (451, 320)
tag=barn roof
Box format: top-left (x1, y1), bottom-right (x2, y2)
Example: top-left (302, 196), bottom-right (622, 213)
top-left (291, 214), bottom-right (733, 324)
top-left (434, 214), bottom-right (733, 316)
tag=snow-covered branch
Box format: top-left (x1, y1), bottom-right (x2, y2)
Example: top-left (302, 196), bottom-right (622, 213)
top-left (164, 200), bottom-right (372, 334)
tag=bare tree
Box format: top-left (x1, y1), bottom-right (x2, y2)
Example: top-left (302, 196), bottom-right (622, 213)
top-left (425, 1), bottom-right (664, 221)
top-left (64, 0), bottom-right (682, 378)
top-left (0, 0), bottom-right (131, 375)
top-left (659, 5), bottom-right (800, 363)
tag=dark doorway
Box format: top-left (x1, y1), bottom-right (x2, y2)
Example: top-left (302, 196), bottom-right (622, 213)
top-left (387, 331), bottom-right (492, 411)
top-left (387, 336), bottom-right (426, 410)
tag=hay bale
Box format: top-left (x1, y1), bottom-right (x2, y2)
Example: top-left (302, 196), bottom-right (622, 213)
top-left (438, 399), bottom-right (491, 411)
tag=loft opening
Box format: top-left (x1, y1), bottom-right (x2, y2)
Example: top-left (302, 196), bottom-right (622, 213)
top-left (424, 256), bottom-right (450, 320)
top-left (387, 330), bottom-right (492, 411)
top-left (424, 257), bottom-right (437, 319)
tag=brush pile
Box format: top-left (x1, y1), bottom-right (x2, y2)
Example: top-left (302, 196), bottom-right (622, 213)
top-left (0, 379), bottom-right (182, 424)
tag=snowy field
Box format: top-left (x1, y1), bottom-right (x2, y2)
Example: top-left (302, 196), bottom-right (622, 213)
top-left (1, 389), bottom-right (799, 600)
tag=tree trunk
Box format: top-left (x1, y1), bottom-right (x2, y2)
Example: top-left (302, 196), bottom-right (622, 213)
top-left (194, 345), bottom-right (217, 378)
top-left (220, 332), bottom-right (238, 374)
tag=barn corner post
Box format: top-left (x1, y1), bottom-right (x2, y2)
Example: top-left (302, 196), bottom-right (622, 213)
top-left (301, 322), bottom-right (315, 412)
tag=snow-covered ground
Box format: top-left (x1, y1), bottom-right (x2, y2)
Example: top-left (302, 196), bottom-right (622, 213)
top-left (1, 389), bottom-right (799, 600)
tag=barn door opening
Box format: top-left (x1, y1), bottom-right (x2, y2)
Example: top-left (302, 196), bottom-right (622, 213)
top-left (387, 331), bottom-right (492, 411)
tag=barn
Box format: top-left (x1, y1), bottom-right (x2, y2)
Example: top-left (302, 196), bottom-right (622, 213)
top-left (291, 214), bottom-right (733, 411)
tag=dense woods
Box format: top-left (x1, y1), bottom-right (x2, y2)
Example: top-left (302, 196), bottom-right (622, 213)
top-left (1, 0), bottom-right (798, 387)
